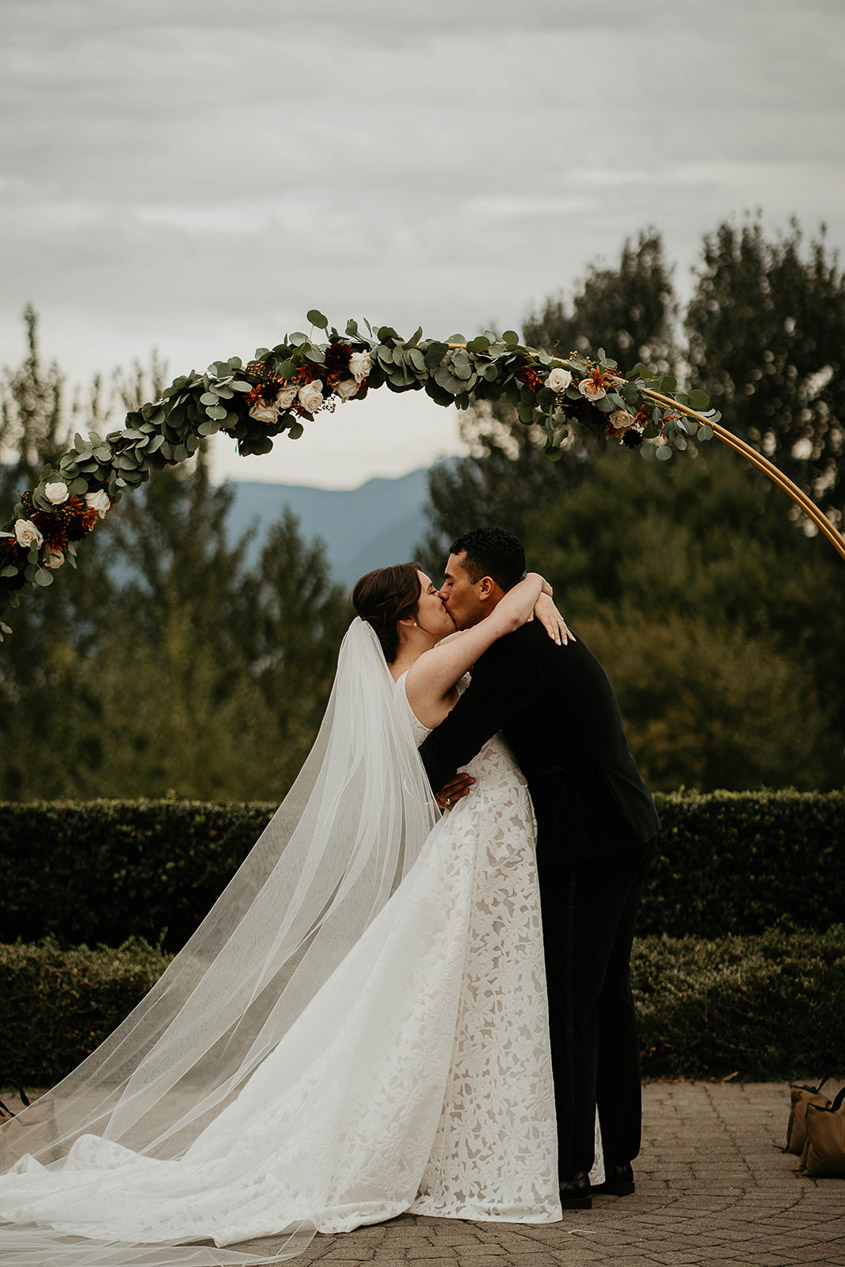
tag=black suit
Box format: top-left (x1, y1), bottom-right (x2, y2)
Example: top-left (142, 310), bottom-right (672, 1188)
top-left (419, 621), bottom-right (660, 1176)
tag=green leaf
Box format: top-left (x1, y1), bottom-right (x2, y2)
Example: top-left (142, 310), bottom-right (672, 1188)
top-left (307, 309), bottom-right (329, 329)
top-left (200, 392), bottom-right (219, 406)
top-left (697, 425), bottom-right (714, 441)
top-left (502, 330), bottom-right (520, 347)
top-left (466, 336), bottom-right (491, 354)
top-left (658, 375), bottom-right (677, 394)
top-left (446, 333), bottom-right (466, 345)
top-left (656, 445), bottom-right (673, 461)
top-left (287, 422), bottom-right (305, 440)
top-left (34, 568), bottom-right (54, 587)
top-left (688, 389), bottom-right (710, 411)
top-left (406, 326), bottom-right (423, 347)
top-left (345, 319), bottom-right (359, 338)
top-left (304, 347), bottom-right (325, 363)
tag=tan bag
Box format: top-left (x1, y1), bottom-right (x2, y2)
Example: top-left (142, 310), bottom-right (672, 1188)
top-left (802, 1088), bottom-right (845, 1178)
top-left (786, 1078), bottom-right (832, 1154)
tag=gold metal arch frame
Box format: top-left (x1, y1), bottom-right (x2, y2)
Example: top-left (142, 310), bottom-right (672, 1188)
top-left (642, 387), bottom-right (845, 562)
top-left (3, 319), bottom-right (844, 641)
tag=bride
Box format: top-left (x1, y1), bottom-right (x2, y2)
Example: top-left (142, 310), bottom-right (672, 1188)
top-left (0, 561), bottom-right (600, 1266)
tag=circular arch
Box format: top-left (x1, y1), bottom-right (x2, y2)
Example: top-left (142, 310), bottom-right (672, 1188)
top-left (2, 313), bottom-right (843, 636)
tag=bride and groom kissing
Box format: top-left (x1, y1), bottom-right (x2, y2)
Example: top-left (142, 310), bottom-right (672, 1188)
top-left (0, 526), bottom-right (659, 1266)
top-left (411, 527), bottom-right (660, 1210)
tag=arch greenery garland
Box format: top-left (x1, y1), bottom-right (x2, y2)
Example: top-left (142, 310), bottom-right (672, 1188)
top-left (2, 311), bottom-right (843, 639)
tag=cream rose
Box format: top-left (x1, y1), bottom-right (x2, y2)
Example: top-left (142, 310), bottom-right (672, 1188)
top-left (44, 548), bottom-right (65, 570)
top-left (334, 377), bottom-right (359, 401)
top-left (85, 489), bottom-right (111, 519)
top-left (608, 409), bottom-right (637, 431)
top-left (275, 385), bottom-right (298, 410)
top-left (298, 381), bottom-right (324, 414)
top-left (248, 400), bottom-right (281, 424)
top-left (578, 377), bottom-right (607, 402)
top-left (546, 367), bottom-right (572, 393)
top-left (14, 519), bottom-right (44, 549)
top-left (45, 481), bottom-right (69, 505)
top-left (348, 351), bottom-right (372, 384)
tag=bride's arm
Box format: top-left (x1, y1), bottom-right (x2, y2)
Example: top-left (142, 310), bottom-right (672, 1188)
top-left (406, 572), bottom-right (548, 707)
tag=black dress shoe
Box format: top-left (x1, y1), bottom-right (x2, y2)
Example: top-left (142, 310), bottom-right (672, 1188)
top-left (559, 1170), bottom-right (592, 1209)
top-left (592, 1161), bottom-right (635, 1196)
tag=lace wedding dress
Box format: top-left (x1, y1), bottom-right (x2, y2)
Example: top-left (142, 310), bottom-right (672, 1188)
top-left (0, 638), bottom-right (600, 1266)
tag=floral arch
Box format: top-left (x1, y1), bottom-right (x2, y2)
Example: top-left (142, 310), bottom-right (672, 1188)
top-left (2, 312), bottom-right (843, 636)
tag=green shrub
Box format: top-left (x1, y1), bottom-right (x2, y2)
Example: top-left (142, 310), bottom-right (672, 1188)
top-left (0, 937), bottom-right (170, 1087)
top-left (2, 927), bottom-right (843, 1087)
top-left (0, 800), bottom-right (275, 950)
top-left (641, 790), bottom-right (845, 936)
top-left (633, 922), bottom-right (845, 1080)
top-left (0, 792), bottom-right (843, 950)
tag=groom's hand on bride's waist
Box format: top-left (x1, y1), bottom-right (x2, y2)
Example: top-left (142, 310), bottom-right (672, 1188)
top-left (435, 772), bottom-right (475, 811)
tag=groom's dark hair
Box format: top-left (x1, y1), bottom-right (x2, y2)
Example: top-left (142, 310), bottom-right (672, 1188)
top-left (450, 527), bottom-right (525, 592)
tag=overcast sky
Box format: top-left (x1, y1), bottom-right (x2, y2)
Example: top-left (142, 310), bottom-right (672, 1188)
top-left (2, 0), bottom-right (844, 487)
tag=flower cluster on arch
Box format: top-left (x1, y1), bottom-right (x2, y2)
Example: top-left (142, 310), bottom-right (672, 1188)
top-left (0, 311), bottom-right (715, 634)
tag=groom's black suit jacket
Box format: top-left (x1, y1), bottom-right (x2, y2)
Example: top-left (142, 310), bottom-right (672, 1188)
top-left (419, 621), bottom-right (660, 864)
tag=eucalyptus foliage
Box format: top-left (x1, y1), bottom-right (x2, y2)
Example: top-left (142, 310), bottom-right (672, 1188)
top-left (0, 313), bottom-right (714, 634)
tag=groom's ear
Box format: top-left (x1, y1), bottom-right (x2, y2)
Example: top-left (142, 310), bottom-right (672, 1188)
top-left (477, 576), bottom-right (497, 603)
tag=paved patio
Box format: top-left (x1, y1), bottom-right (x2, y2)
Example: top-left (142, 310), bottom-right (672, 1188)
top-left (244, 1080), bottom-right (845, 1267)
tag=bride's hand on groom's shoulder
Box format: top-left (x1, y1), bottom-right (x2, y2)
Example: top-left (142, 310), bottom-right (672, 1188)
top-left (530, 592), bottom-right (575, 646)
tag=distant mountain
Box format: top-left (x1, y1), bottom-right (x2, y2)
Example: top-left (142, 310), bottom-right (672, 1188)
top-left (225, 467), bottom-right (435, 588)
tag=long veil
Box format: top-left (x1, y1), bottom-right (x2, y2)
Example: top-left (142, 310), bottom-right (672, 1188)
top-left (0, 618), bottom-right (439, 1265)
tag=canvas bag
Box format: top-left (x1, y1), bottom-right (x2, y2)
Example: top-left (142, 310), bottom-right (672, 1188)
top-left (786, 1077), bottom-right (832, 1154)
top-left (801, 1087), bottom-right (845, 1178)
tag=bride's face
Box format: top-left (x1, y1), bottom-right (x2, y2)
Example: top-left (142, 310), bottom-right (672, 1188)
top-left (415, 570), bottom-right (456, 638)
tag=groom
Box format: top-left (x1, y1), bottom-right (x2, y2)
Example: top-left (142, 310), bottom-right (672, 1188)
top-left (418, 527), bottom-right (660, 1210)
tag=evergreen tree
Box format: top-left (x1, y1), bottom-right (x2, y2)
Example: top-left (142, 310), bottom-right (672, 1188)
top-left (686, 216), bottom-right (845, 526)
top-left (422, 231), bottom-right (679, 568)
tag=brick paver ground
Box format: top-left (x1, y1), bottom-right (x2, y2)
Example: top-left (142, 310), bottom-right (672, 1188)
top-left (235, 1081), bottom-right (845, 1267)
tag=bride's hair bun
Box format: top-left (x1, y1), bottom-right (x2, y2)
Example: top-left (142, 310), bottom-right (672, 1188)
top-left (352, 563), bottom-right (421, 663)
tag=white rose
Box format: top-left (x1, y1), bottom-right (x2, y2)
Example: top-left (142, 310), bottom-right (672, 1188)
top-left (578, 377), bottom-right (607, 402)
top-left (275, 385), bottom-right (298, 410)
top-left (298, 380), bottom-right (324, 414)
top-left (85, 489), bottom-right (111, 519)
top-left (348, 351), bottom-right (372, 384)
top-left (14, 519), bottom-right (44, 549)
top-left (609, 409), bottom-right (637, 431)
top-left (546, 367), bottom-right (572, 393)
top-left (45, 481), bottom-right (69, 505)
top-left (248, 400), bottom-right (280, 424)
top-left (334, 377), bottom-right (359, 401)
top-left (44, 548), bottom-right (65, 570)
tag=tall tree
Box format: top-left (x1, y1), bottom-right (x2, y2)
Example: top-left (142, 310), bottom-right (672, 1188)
top-left (421, 231), bottom-right (680, 569)
top-left (686, 217), bottom-right (845, 527)
top-left (518, 447), bottom-right (845, 791)
top-left (0, 312), bottom-right (351, 802)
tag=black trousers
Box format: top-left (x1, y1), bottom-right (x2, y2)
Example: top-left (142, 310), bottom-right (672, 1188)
top-left (539, 839), bottom-right (655, 1177)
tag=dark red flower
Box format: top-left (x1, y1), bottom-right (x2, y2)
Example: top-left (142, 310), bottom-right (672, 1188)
top-left (324, 341), bottom-right (352, 372)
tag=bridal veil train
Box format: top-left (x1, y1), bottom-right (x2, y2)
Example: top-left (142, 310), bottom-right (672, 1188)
top-left (0, 618), bottom-right (582, 1265)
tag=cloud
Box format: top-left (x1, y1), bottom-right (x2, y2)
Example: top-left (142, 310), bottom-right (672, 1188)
top-left (1, 0), bottom-right (844, 486)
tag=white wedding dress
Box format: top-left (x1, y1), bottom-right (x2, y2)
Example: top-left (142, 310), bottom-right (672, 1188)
top-left (0, 656), bottom-right (601, 1265)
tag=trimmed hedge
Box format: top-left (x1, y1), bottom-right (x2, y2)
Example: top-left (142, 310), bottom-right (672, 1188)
top-left (2, 926), bottom-right (843, 1086)
top-left (1, 937), bottom-right (169, 1087)
top-left (634, 923), bottom-right (845, 1080)
top-left (1, 791), bottom-right (843, 951)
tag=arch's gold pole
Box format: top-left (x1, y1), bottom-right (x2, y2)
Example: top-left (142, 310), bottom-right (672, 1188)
top-left (642, 388), bottom-right (845, 562)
